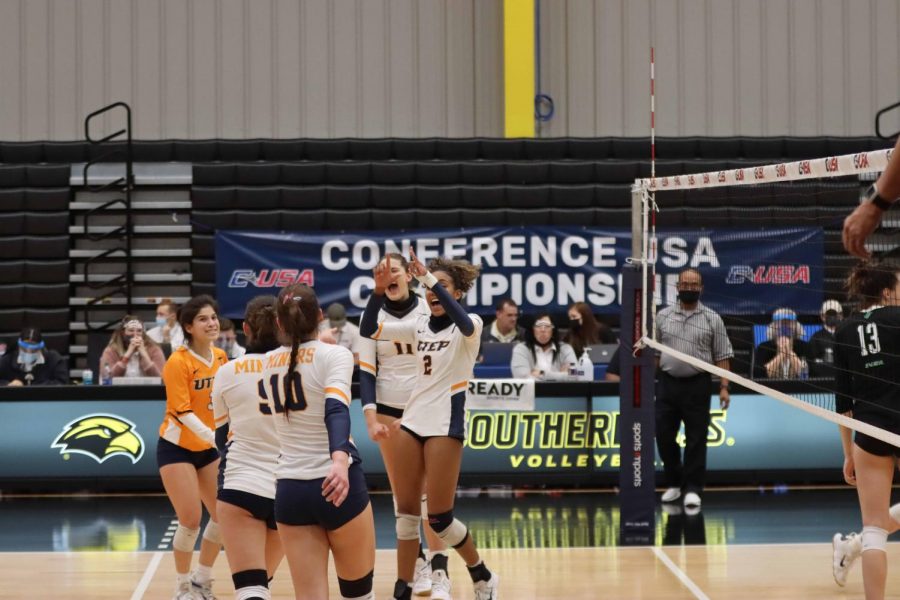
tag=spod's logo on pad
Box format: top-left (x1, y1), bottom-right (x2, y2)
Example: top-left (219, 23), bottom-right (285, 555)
top-left (51, 414), bottom-right (145, 464)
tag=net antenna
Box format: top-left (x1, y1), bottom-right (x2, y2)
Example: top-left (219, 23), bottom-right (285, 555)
top-left (631, 147), bottom-right (900, 447)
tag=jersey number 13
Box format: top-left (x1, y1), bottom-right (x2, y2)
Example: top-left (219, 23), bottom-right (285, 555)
top-left (857, 323), bottom-right (882, 357)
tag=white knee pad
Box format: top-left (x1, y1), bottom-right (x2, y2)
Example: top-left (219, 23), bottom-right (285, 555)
top-left (861, 526), bottom-right (888, 553)
top-left (172, 524), bottom-right (200, 552)
top-left (396, 513), bottom-right (421, 541)
top-left (202, 520), bottom-right (222, 546)
top-left (435, 518), bottom-right (468, 548)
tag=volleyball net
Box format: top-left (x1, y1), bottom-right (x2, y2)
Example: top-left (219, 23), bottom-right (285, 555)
top-left (632, 147), bottom-right (900, 448)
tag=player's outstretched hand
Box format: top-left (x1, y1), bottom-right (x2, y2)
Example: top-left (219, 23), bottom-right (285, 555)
top-left (843, 203), bottom-right (882, 259)
top-left (408, 247), bottom-right (427, 278)
top-left (373, 254), bottom-right (394, 294)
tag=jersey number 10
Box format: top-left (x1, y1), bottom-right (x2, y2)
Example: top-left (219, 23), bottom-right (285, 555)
top-left (257, 372), bottom-right (308, 414)
top-left (857, 323), bottom-right (882, 357)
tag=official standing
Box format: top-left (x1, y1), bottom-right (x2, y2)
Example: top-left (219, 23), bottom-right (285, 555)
top-left (656, 268), bottom-right (733, 509)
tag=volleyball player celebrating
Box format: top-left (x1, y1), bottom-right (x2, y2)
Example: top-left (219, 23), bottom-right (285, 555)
top-left (158, 295), bottom-right (228, 600)
top-left (269, 283), bottom-right (376, 600)
top-left (212, 296), bottom-right (284, 600)
top-left (360, 248), bottom-right (499, 600)
top-left (358, 253), bottom-right (450, 598)
top-left (831, 260), bottom-right (900, 600)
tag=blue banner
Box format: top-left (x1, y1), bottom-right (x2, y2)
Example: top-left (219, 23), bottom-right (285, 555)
top-left (215, 227), bottom-right (822, 318)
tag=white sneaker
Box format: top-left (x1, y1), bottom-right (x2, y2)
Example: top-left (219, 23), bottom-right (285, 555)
top-left (190, 578), bottom-right (217, 600)
top-left (412, 557), bottom-right (433, 596)
top-left (431, 569), bottom-right (452, 600)
top-left (832, 532), bottom-right (861, 587)
top-left (173, 581), bottom-right (199, 600)
top-left (683, 492), bottom-right (701, 508)
top-left (661, 487), bottom-right (681, 503)
top-left (473, 572), bottom-right (499, 600)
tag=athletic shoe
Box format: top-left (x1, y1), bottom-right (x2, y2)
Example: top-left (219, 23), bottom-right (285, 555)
top-left (832, 532), bottom-right (861, 587)
top-left (431, 569), bottom-right (452, 600)
top-left (683, 492), bottom-right (702, 508)
top-left (661, 487), bottom-right (681, 503)
top-left (173, 581), bottom-right (199, 600)
top-left (190, 578), bottom-right (218, 600)
top-left (412, 557), bottom-right (433, 596)
top-left (473, 572), bottom-right (499, 600)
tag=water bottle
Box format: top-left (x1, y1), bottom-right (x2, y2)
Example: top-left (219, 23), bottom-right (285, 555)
top-left (101, 363), bottom-right (113, 386)
top-left (579, 348), bottom-right (594, 382)
top-left (799, 359), bottom-right (809, 380)
top-left (81, 368), bottom-right (93, 385)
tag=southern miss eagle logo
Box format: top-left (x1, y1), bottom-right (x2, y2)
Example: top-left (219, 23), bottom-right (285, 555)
top-left (51, 414), bottom-right (145, 464)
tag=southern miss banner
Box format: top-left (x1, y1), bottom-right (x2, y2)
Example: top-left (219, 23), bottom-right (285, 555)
top-left (215, 227), bottom-right (822, 318)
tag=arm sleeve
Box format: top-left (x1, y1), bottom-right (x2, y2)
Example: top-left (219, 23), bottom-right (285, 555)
top-left (359, 293), bottom-right (387, 338)
top-left (323, 348), bottom-right (355, 455)
top-left (428, 282), bottom-right (476, 337)
top-left (163, 355), bottom-right (194, 416)
top-left (358, 335), bottom-right (378, 410)
top-left (510, 343), bottom-right (534, 379)
top-left (180, 413), bottom-right (216, 446)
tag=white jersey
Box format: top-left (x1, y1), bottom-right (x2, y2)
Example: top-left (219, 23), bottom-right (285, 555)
top-left (211, 353), bottom-right (280, 499)
top-left (372, 313), bottom-right (483, 438)
top-left (359, 296), bottom-right (431, 410)
top-left (262, 341), bottom-right (356, 480)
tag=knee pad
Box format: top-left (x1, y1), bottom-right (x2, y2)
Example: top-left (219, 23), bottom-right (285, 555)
top-left (396, 513), bottom-right (421, 541)
top-left (172, 524), bottom-right (200, 552)
top-left (862, 526), bottom-right (888, 553)
top-left (233, 569), bottom-right (269, 600)
top-left (338, 569), bottom-right (374, 600)
top-left (202, 520), bottom-right (222, 546)
top-left (429, 511), bottom-right (468, 548)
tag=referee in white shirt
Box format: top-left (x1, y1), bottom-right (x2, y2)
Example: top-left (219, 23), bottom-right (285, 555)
top-left (656, 268), bottom-right (733, 509)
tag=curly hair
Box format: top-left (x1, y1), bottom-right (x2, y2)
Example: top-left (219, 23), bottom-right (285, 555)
top-left (243, 295), bottom-right (280, 353)
top-left (846, 259), bottom-right (900, 309)
top-left (426, 257), bottom-right (481, 293)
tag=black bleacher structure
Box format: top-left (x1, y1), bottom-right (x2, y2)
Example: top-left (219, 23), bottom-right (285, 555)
top-left (0, 136), bottom-right (885, 377)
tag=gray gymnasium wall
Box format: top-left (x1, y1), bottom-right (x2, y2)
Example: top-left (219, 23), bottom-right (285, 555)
top-left (0, 0), bottom-right (898, 141)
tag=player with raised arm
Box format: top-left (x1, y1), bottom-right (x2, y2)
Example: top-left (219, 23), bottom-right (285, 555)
top-left (269, 283), bottom-right (376, 600)
top-left (360, 248), bottom-right (499, 600)
top-left (358, 252), bottom-right (450, 598)
top-left (212, 296), bottom-right (284, 600)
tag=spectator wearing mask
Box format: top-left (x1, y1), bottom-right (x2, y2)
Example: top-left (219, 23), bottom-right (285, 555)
top-left (753, 308), bottom-right (811, 379)
top-left (565, 301), bottom-right (616, 357)
top-left (100, 316), bottom-right (166, 378)
top-left (215, 318), bottom-right (246, 360)
top-left (147, 300), bottom-right (184, 349)
top-left (0, 327), bottom-right (68, 386)
top-left (809, 299), bottom-right (842, 378)
top-left (510, 314), bottom-right (577, 381)
top-left (481, 298), bottom-right (525, 343)
top-left (319, 302), bottom-right (361, 362)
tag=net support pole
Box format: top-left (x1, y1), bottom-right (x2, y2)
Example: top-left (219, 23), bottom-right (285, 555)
top-left (619, 263), bottom-right (656, 544)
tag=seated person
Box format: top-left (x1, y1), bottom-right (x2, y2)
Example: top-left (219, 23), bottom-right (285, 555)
top-left (0, 327), bottom-right (68, 386)
top-left (565, 301), bottom-right (616, 357)
top-left (319, 302), bottom-right (360, 363)
top-left (482, 298), bottom-right (526, 343)
top-left (100, 316), bottom-right (166, 379)
top-left (752, 308), bottom-right (811, 379)
top-left (510, 314), bottom-right (577, 380)
top-left (146, 300), bottom-right (184, 349)
top-left (216, 318), bottom-right (246, 360)
top-left (808, 299), bottom-right (842, 377)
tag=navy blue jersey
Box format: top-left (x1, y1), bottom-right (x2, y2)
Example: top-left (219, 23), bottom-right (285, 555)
top-left (833, 306), bottom-right (900, 414)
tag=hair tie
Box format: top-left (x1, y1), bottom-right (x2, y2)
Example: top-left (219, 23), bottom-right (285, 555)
top-left (283, 295), bottom-right (302, 305)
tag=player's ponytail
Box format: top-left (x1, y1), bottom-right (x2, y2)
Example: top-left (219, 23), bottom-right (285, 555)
top-left (243, 295), bottom-right (279, 353)
top-left (276, 284), bottom-right (321, 420)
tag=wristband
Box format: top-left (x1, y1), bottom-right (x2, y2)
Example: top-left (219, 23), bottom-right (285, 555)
top-left (415, 271), bottom-right (439, 289)
top-left (866, 183), bottom-right (894, 211)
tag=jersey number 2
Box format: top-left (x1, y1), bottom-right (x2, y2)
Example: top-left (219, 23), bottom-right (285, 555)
top-left (258, 372), bottom-right (308, 414)
top-left (857, 323), bottom-right (882, 357)
top-left (423, 355), bottom-right (433, 375)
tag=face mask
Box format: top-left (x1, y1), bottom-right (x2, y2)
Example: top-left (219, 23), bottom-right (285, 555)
top-left (20, 352), bottom-right (38, 366)
top-left (777, 323), bottom-right (794, 338)
top-left (155, 317), bottom-right (167, 327)
top-left (678, 290), bottom-right (700, 304)
top-left (825, 315), bottom-right (841, 328)
top-left (569, 318), bottom-right (582, 329)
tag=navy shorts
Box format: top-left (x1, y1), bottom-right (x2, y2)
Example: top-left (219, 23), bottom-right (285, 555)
top-left (218, 488), bottom-right (277, 530)
top-left (275, 464), bottom-right (370, 530)
top-left (376, 403), bottom-right (404, 419)
top-left (853, 407), bottom-right (900, 457)
top-left (156, 437), bottom-right (219, 469)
